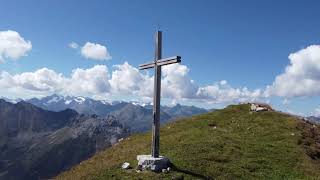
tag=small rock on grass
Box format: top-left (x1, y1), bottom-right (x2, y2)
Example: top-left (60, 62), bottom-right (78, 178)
top-left (162, 169), bottom-right (168, 173)
top-left (121, 162), bottom-right (131, 169)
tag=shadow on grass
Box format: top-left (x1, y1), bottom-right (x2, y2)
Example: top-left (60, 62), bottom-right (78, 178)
top-left (170, 163), bottom-right (214, 180)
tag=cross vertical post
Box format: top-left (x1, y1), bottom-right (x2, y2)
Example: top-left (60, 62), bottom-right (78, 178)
top-left (138, 31), bottom-right (181, 169)
top-left (152, 31), bottom-right (162, 158)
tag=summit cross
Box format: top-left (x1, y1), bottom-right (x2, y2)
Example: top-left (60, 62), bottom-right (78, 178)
top-left (139, 31), bottom-right (181, 158)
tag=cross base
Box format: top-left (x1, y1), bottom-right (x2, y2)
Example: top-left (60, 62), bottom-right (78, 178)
top-left (137, 155), bottom-right (171, 172)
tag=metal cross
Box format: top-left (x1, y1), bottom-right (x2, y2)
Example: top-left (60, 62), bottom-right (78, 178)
top-left (139, 31), bottom-right (181, 158)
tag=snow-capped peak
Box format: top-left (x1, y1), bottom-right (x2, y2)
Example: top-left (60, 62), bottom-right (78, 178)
top-left (129, 101), bottom-right (152, 107)
top-left (65, 100), bottom-right (72, 105)
top-left (47, 96), bottom-right (63, 104)
top-left (100, 100), bottom-right (110, 105)
top-left (74, 96), bottom-right (86, 104)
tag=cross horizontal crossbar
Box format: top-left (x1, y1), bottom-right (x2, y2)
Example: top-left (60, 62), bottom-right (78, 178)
top-left (139, 56), bottom-right (181, 70)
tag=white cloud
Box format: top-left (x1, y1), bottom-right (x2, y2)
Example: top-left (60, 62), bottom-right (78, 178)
top-left (313, 107), bottom-right (320, 117)
top-left (69, 42), bottom-right (78, 49)
top-left (81, 42), bottom-right (111, 60)
top-left (66, 65), bottom-right (111, 96)
top-left (0, 68), bottom-right (64, 99)
top-left (0, 68), bottom-right (63, 92)
top-left (0, 65), bottom-right (111, 99)
top-left (266, 45), bottom-right (320, 97)
top-left (161, 64), bottom-right (198, 99)
top-left (0, 62), bottom-right (264, 104)
top-left (0, 30), bottom-right (32, 62)
top-left (108, 63), bottom-right (199, 100)
top-left (109, 62), bottom-right (152, 96)
top-left (196, 81), bottom-right (263, 104)
top-left (107, 63), bottom-right (263, 104)
top-left (220, 80), bottom-right (227, 85)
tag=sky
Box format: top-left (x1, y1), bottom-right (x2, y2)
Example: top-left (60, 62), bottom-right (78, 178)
top-left (1, 0), bottom-right (320, 116)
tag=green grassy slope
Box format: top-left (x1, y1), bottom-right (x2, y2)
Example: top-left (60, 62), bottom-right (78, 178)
top-left (56, 104), bottom-right (320, 179)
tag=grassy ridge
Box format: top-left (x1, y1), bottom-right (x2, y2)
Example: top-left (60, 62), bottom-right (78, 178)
top-left (56, 104), bottom-right (320, 179)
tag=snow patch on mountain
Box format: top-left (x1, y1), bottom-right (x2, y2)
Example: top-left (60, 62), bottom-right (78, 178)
top-left (47, 96), bottom-right (63, 104)
top-left (100, 100), bottom-right (110, 105)
top-left (65, 100), bottom-right (72, 105)
top-left (129, 101), bottom-right (152, 107)
top-left (74, 97), bottom-right (86, 104)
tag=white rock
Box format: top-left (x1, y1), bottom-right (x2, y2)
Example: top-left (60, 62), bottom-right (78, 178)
top-left (121, 162), bottom-right (130, 169)
top-left (250, 103), bottom-right (272, 112)
top-left (250, 104), bottom-right (257, 111)
top-left (256, 107), bottom-right (266, 112)
top-left (137, 155), bottom-right (171, 172)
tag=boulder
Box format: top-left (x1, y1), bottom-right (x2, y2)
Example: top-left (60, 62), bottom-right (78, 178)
top-left (250, 103), bottom-right (273, 112)
top-left (137, 155), bottom-right (171, 172)
top-left (121, 162), bottom-right (131, 169)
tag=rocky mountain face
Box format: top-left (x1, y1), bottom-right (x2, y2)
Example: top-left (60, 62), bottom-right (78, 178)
top-left (0, 100), bottom-right (128, 180)
top-left (108, 103), bottom-right (172, 132)
top-left (25, 94), bottom-right (209, 132)
top-left (306, 116), bottom-right (320, 124)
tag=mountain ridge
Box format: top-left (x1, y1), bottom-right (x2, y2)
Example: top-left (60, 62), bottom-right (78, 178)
top-left (0, 100), bottom-right (128, 180)
top-left (23, 94), bottom-right (209, 132)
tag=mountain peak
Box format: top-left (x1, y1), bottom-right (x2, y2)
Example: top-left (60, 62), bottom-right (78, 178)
top-left (0, 98), bottom-right (10, 105)
top-left (74, 96), bottom-right (86, 104)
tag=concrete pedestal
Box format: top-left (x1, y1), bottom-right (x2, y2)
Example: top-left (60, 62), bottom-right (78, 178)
top-left (137, 155), bottom-right (171, 172)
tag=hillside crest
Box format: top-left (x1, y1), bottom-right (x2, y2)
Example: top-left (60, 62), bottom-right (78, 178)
top-left (57, 104), bottom-right (320, 179)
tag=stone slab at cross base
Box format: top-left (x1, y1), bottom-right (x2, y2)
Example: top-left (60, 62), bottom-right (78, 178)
top-left (137, 155), bottom-right (171, 172)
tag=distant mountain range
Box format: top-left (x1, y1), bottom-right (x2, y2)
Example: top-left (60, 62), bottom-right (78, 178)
top-left (0, 95), bottom-right (209, 179)
top-left (25, 94), bottom-right (209, 132)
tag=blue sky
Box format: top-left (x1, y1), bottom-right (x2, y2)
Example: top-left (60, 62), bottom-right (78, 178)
top-left (1, 0), bottom-right (320, 115)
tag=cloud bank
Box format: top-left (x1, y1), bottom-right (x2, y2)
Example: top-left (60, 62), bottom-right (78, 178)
top-left (0, 30), bottom-right (32, 63)
top-left (0, 63), bottom-right (262, 104)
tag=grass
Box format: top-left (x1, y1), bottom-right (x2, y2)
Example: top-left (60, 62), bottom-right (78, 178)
top-left (56, 104), bottom-right (320, 179)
